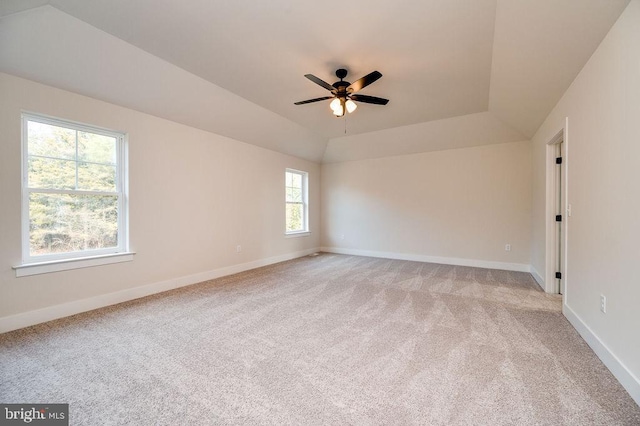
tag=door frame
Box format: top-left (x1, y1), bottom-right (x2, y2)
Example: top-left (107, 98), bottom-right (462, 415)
top-left (544, 119), bottom-right (569, 296)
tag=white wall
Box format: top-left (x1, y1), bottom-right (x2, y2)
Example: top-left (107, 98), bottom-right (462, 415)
top-left (321, 140), bottom-right (532, 270)
top-left (530, 0), bottom-right (640, 403)
top-left (0, 73), bottom-right (320, 329)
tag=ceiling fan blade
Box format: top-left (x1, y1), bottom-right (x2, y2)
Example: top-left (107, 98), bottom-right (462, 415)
top-left (350, 94), bottom-right (389, 105)
top-left (294, 96), bottom-right (334, 105)
top-left (347, 71), bottom-right (382, 93)
top-left (304, 74), bottom-right (336, 92)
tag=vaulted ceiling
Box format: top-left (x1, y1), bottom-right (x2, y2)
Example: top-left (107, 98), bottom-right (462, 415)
top-left (0, 0), bottom-right (630, 162)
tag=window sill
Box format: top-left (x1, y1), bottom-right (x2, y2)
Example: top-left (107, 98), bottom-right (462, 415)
top-left (285, 231), bottom-right (310, 238)
top-left (13, 252), bottom-right (135, 277)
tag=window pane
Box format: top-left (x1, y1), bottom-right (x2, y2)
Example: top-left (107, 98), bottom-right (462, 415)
top-left (286, 172), bottom-right (293, 187)
top-left (286, 203), bottom-right (303, 232)
top-left (78, 132), bottom-right (116, 164)
top-left (78, 162), bottom-right (116, 192)
top-left (28, 157), bottom-right (76, 190)
top-left (29, 192), bottom-right (119, 256)
top-left (290, 187), bottom-right (302, 202)
top-left (291, 173), bottom-right (302, 188)
top-left (28, 121), bottom-right (76, 159)
top-left (285, 187), bottom-right (302, 203)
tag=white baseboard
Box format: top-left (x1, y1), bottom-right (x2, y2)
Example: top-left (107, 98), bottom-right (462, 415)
top-left (530, 265), bottom-right (545, 290)
top-left (320, 247), bottom-right (531, 273)
top-left (563, 303), bottom-right (640, 406)
top-left (0, 247), bottom-right (320, 334)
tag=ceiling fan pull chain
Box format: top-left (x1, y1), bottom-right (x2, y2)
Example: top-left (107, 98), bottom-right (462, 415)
top-left (344, 116), bottom-right (347, 134)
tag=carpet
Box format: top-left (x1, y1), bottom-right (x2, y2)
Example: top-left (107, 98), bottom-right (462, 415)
top-left (1, 253), bottom-right (639, 425)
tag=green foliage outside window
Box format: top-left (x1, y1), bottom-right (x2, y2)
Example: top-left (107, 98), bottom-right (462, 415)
top-left (285, 170), bottom-right (306, 232)
top-left (26, 120), bottom-right (120, 256)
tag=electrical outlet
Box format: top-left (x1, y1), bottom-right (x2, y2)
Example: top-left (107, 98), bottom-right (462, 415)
top-left (236, 245), bottom-right (242, 253)
top-left (505, 244), bottom-right (511, 251)
top-left (600, 294), bottom-right (606, 313)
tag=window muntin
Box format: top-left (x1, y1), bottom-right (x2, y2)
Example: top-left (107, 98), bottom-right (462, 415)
top-left (22, 113), bottom-right (128, 262)
top-left (285, 169), bottom-right (308, 234)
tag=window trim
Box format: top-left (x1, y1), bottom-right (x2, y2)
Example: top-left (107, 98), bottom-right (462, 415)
top-left (20, 112), bottom-right (130, 266)
top-left (13, 252), bottom-right (135, 277)
top-left (285, 168), bottom-right (309, 235)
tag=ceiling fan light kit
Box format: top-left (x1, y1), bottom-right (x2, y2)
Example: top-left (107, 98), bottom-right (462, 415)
top-left (330, 98), bottom-right (357, 117)
top-left (295, 68), bottom-right (389, 118)
top-left (329, 98), bottom-right (343, 116)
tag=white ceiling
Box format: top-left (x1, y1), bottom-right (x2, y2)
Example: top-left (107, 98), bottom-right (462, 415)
top-left (0, 0), bottom-right (631, 162)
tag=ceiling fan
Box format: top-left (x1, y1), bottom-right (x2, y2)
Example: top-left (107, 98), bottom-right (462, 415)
top-left (294, 69), bottom-right (389, 117)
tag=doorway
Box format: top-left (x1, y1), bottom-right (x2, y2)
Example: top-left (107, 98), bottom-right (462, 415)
top-left (545, 127), bottom-right (567, 296)
top-left (554, 140), bottom-right (564, 294)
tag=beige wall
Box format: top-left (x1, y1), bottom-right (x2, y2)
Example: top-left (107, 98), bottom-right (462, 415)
top-left (0, 73), bottom-right (320, 321)
top-left (530, 0), bottom-right (640, 399)
top-left (321, 140), bottom-right (532, 268)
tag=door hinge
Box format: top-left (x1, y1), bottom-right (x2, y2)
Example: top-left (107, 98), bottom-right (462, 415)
top-left (555, 215), bottom-right (562, 222)
top-left (555, 272), bottom-right (562, 279)
top-left (556, 157), bottom-right (563, 164)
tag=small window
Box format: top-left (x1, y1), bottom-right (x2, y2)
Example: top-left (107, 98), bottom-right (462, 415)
top-left (21, 113), bottom-right (128, 263)
top-left (285, 169), bottom-right (308, 234)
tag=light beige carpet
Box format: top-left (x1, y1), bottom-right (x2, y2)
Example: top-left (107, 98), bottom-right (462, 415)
top-left (1, 253), bottom-right (639, 425)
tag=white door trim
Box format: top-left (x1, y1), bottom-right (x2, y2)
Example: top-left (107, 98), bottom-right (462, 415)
top-left (544, 118), bottom-right (569, 296)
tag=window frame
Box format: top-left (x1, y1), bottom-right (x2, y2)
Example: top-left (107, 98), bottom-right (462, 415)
top-left (285, 168), bottom-right (309, 235)
top-left (20, 112), bottom-right (129, 265)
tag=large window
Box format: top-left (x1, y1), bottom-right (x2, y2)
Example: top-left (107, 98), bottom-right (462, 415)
top-left (285, 169), bottom-right (308, 234)
top-left (21, 113), bottom-right (128, 263)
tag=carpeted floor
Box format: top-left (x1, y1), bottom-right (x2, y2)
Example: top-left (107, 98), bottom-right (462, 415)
top-left (1, 253), bottom-right (639, 425)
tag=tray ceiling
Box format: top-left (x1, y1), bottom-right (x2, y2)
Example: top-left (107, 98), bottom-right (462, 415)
top-left (0, 0), bottom-right (630, 162)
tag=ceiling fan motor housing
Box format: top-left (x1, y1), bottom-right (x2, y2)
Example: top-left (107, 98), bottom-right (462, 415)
top-left (332, 81), bottom-right (350, 95)
top-left (333, 69), bottom-right (351, 95)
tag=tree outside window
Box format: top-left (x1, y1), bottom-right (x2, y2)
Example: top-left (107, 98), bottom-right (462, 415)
top-left (285, 169), bottom-right (308, 234)
top-left (22, 114), bottom-right (128, 262)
